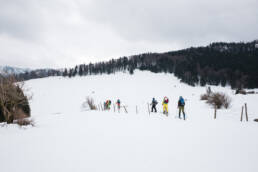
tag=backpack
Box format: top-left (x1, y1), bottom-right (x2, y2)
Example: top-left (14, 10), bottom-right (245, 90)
top-left (152, 99), bottom-right (157, 105)
top-left (179, 98), bottom-right (185, 106)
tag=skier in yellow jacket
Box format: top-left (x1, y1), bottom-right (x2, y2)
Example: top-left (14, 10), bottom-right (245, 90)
top-left (162, 97), bottom-right (169, 116)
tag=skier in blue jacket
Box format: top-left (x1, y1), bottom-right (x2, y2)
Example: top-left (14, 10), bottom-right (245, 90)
top-left (178, 96), bottom-right (186, 120)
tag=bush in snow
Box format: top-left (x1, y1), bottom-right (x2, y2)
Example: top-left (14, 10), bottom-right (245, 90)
top-left (82, 97), bottom-right (97, 110)
top-left (15, 118), bottom-right (35, 127)
top-left (206, 92), bottom-right (232, 109)
top-left (0, 76), bottom-right (31, 124)
top-left (200, 94), bottom-right (209, 101)
top-left (200, 86), bottom-right (212, 101)
top-left (201, 87), bottom-right (231, 109)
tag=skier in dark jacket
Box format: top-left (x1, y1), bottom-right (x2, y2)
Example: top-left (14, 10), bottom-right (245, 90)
top-left (151, 98), bottom-right (158, 112)
top-left (178, 96), bottom-right (186, 120)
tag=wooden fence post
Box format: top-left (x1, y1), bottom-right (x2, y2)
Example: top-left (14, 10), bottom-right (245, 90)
top-left (240, 106), bottom-right (244, 122)
top-left (123, 106), bottom-right (128, 113)
top-left (245, 103), bottom-right (248, 122)
top-left (147, 103), bottom-right (150, 116)
top-left (214, 106), bottom-right (217, 119)
top-left (100, 103), bottom-right (104, 111)
top-left (101, 103), bottom-right (104, 111)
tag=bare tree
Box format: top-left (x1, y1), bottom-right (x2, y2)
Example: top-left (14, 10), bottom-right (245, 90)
top-left (0, 76), bottom-right (31, 124)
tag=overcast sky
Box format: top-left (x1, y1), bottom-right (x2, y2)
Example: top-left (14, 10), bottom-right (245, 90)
top-left (0, 0), bottom-right (257, 69)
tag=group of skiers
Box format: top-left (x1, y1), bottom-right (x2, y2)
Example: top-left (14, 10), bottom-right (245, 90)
top-left (103, 96), bottom-right (186, 120)
top-left (104, 100), bottom-right (112, 110)
top-left (104, 99), bottom-right (121, 110)
top-left (151, 96), bottom-right (186, 120)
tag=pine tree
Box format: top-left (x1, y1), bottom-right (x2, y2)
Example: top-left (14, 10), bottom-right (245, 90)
top-left (63, 69), bottom-right (68, 77)
top-left (79, 65), bottom-right (83, 76)
top-left (68, 69), bottom-right (73, 78)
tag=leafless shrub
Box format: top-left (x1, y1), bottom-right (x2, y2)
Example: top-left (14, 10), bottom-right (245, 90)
top-left (200, 94), bottom-right (209, 100)
top-left (200, 86), bottom-right (212, 100)
top-left (15, 118), bottom-right (35, 127)
top-left (200, 87), bottom-right (231, 109)
top-left (0, 76), bottom-right (31, 123)
top-left (206, 92), bottom-right (232, 109)
top-left (235, 89), bottom-right (246, 95)
top-left (82, 97), bottom-right (97, 110)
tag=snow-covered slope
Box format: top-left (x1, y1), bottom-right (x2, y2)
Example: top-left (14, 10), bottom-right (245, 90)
top-left (0, 70), bottom-right (258, 172)
top-left (0, 66), bottom-right (30, 76)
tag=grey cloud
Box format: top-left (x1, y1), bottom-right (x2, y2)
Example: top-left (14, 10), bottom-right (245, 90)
top-left (0, 0), bottom-right (43, 40)
top-left (0, 0), bottom-right (257, 68)
top-left (80, 0), bottom-right (258, 46)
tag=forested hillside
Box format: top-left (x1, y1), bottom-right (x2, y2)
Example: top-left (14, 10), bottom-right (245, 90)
top-left (14, 40), bottom-right (258, 88)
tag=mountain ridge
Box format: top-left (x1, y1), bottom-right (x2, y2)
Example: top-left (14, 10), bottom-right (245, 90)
top-left (0, 66), bottom-right (31, 76)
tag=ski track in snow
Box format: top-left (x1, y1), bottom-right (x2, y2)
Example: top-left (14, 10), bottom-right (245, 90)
top-left (0, 70), bottom-right (258, 172)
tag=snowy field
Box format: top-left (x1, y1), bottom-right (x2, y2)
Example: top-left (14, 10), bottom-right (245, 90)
top-left (1, 70), bottom-right (258, 172)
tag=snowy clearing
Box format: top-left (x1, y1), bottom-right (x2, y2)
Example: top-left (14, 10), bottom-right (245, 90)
top-left (1, 70), bottom-right (258, 172)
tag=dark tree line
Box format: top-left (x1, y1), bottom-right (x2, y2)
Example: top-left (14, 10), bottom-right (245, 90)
top-left (14, 40), bottom-right (258, 89)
